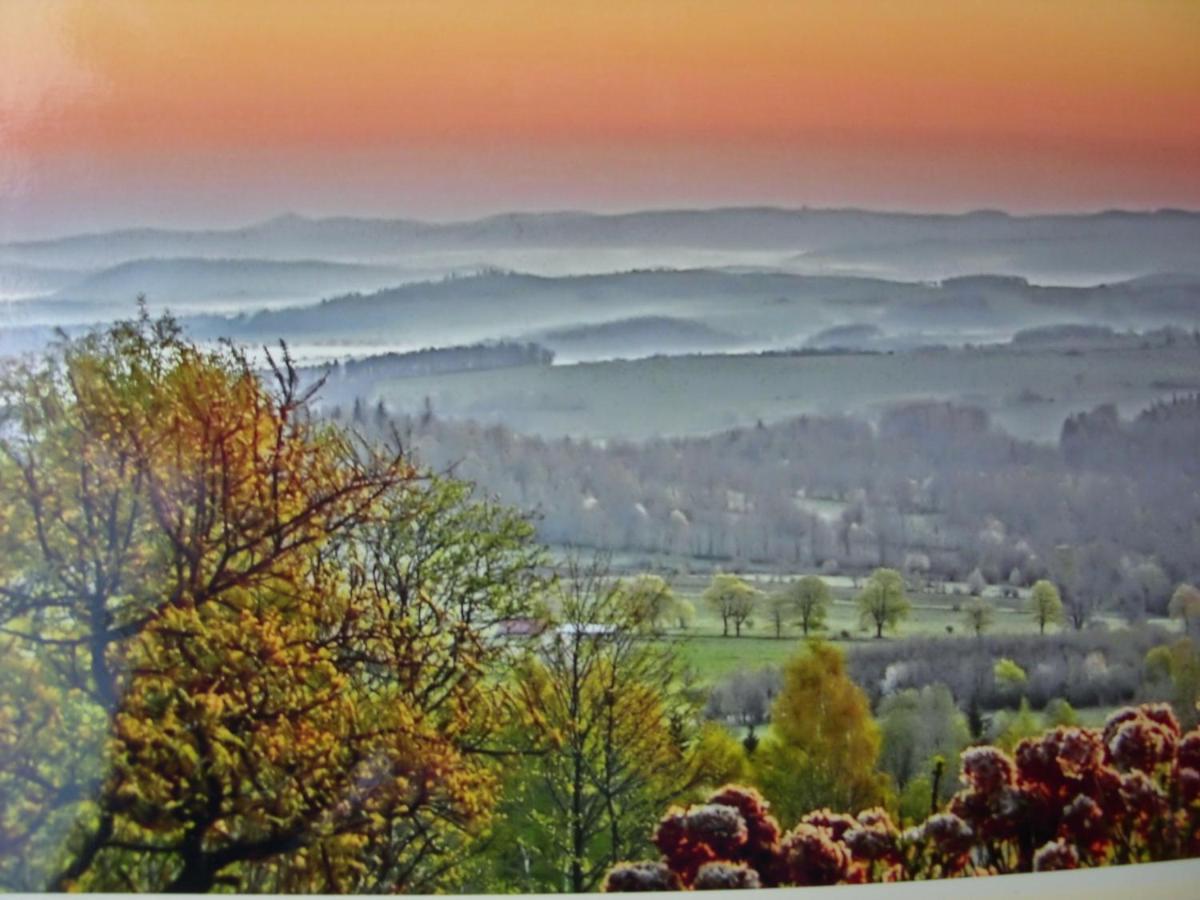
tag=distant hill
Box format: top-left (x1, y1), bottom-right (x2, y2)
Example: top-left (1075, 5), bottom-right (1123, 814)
top-left (535, 315), bottom-right (740, 360)
top-left (53, 257), bottom-right (410, 304)
top-left (177, 267), bottom-right (1200, 353)
top-left (5, 208), bottom-right (1199, 282)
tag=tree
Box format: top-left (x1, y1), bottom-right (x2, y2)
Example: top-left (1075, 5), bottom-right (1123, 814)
top-left (961, 598), bottom-right (995, 637)
top-left (1170, 583), bottom-right (1200, 638)
top-left (766, 591), bottom-right (794, 639)
top-left (0, 315), bottom-right (543, 892)
top-left (877, 685), bottom-right (969, 798)
top-left (788, 575), bottom-right (831, 637)
top-left (993, 657), bottom-right (1028, 706)
top-left (966, 568), bottom-right (987, 597)
top-left (752, 643), bottom-right (891, 824)
top-left (703, 573), bottom-right (759, 637)
top-left (1028, 579), bottom-right (1064, 635)
top-left (503, 557), bottom-right (707, 893)
top-left (856, 568), bottom-right (911, 639)
top-left (617, 573), bottom-right (679, 634)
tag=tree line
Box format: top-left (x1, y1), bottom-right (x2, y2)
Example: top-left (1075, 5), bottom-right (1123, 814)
top-left (350, 394), bottom-right (1199, 628)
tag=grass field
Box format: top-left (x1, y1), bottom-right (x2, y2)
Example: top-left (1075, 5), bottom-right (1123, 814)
top-left (655, 576), bottom-right (1171, 683)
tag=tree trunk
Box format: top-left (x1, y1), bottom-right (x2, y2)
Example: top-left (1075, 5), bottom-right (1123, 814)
top-left (875, 620), bottom-right (883, 639)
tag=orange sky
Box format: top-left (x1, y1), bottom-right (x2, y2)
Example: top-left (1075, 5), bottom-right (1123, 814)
top-left (2, 0), bottom-right (1199, 237)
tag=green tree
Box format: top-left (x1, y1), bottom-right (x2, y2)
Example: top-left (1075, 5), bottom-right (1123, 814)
top-left (877, 684), bottom-right (969, 797)
top-left (856, 568), bottom-right (911, 639)
top-left (0, 315), bottom-right (542, 892)
top-left (503, 557), bottom-right (707, 893)
top-left (993, 657), bottom-right (1028, 705)
top-left (1028, 579), bottom-right (1064, 635)
top-left (990, 698), bottom-right (1040, 752)
top-left (1145, 638), bottom-right (1200, 730)
top-left (703, 573), bottom-right (759, 637)
top-left (1170, 583), bottom-right (1200, 638)
top-left (962, 597), bottom-right (995, 637)
top-left (765, 591), bottom-right (794, 639)
top-left (618, 573), bottom-right (679, 634)
top-left (788, 575), bottom-right (831, 637)
top-left (751, 643), bottom-right (891, 824)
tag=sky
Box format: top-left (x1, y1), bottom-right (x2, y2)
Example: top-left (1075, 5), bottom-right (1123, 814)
top-left (2, 0), bottom-right (1199, 239)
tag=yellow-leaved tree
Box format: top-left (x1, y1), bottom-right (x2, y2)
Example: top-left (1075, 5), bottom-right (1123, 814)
top-left (0, 313), bottom-right (543, 892)
top-left (751, 642), bottom-right (892, 825)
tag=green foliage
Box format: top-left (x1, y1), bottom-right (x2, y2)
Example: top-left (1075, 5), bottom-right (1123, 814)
top-left (856, 568), bottom-right (911, 638)
top-left (1043, 697), bottom-right (1080, 728)
top-left (1028, 579), bottom-right (1064, 634)
top-left (993, 657), bottom-right (1028, 690)
top-left (617, 573), bottom-right (679, 634)
top-left (989, 697), bottom-right (1041, 752)
top-left (752, 643), bottom-right (892, 824)
top-left (1171, 583), bottom-right (1200, 636)
top-left (877, 685), bottom-right (970, 797)
top-left (499, 558), bottom-right (706, 893)
top-left (897, 774), bottom-right (935, 825)
top-left (1146, 638), bottom-right (1200, 729)
top-left (961, 598), bottom-right (995, 636)
top-left (788, 575), bottom-right (831, 636)
top-left (702, 573), bottom-right (760, 637)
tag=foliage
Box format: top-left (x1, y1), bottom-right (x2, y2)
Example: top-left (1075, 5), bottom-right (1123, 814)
top-left (856, 568), bottom-right (911, 639)
top-left (751, 644), bottom-right (891, 824)
top-left (787, 575), bottom-right (830, 637)
top-left (608, 703), bottom-right (1200, 887)
top-left (962, 598), bottom-right (995, 637)
top-left (994, 657), bottom-right (1029, 691)
top-left (1145, 639), bottom-right (1200, 730)
top-left (701, 574), bottom-right (759, 638)
top-left (877, 685), bottom-right (969, 797)
top-left (618, 574), bottom-right (681, 634)
top-left (989, 698), bottom-right (1042, 752)
top-left (764, 591), bottom-right (793, 640)
top-left (1171, 584), bottom-right (1200, 638)
top-left (0, 315), bottom-right (544, 892)
top-left (495, 557), bottom-right (711, 893)
top-left (1028, 580), bottom-right (1064, 635)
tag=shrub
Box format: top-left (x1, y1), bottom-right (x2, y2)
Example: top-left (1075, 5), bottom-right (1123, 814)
top-left (606, 704), bottom-right (1200, 888)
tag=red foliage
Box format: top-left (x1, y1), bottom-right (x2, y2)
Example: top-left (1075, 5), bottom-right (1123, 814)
top-left (608, 704), bottom-right (1200, 890)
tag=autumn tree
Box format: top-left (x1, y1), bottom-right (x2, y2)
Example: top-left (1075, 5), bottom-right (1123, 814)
top-left (0, 314), bottom-right (543, 892)
top-left (752, 643), bottom-right (891, 824)
top-left (856, 568), bottom-right (911, 639)
top-left (788, 575), bottom-right (831, 637)
top-left (703, 573), bottom-right (759, 637)
top-left (1028, 579), bottom-right (1065, 635)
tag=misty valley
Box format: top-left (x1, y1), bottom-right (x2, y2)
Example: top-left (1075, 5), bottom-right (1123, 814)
top-left (3, 207), bottom-right (1200, 892)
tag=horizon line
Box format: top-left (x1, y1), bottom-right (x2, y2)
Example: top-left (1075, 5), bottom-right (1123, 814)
top-left (8, 203), bottom-right (1200, 246)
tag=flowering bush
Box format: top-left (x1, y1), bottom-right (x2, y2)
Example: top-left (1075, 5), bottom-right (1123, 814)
top-left (603, 704), bottom-right (1200, 890)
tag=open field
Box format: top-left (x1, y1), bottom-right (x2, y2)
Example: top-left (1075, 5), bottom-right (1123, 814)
top-left (370, 344), bottom-right (1200, 442)
top-left (654, 577), bottom-right (1174, 684)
